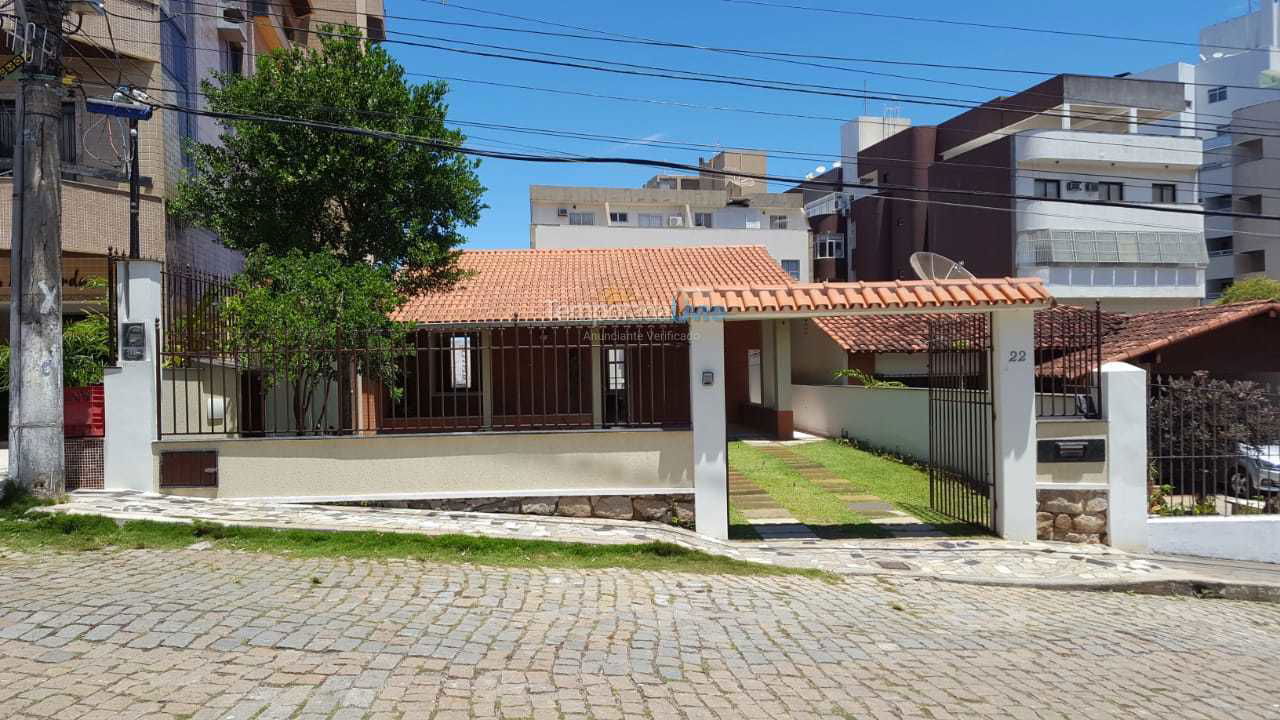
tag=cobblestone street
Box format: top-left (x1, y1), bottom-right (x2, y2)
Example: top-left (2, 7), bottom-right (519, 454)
top-left (0, 548), bottom-right (1278, 719)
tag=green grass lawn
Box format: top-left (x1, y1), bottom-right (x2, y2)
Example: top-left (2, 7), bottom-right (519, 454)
top-left (0, 487), bottom-right (832, 580)
top-left (728, 442), bottom-right (891, 539)
top-left (788, 440), bottom-right (989, 536)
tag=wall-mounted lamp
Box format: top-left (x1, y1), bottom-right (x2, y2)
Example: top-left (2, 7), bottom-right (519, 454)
top-left (701, 371), bottom-right (715, 386)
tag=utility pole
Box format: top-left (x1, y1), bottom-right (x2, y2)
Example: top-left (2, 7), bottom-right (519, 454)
top-left (8, 0), bottom-right (66, 495)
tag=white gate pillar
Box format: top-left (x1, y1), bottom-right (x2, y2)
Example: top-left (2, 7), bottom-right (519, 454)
top-left (991, 308), bottom-right (1037, 541)
top-left (1103, 362), bottom-right (1149, 552)
top-left (103, 260), bottom-right (162, 492)
top-left (688, 317), bottom-right (727, 540)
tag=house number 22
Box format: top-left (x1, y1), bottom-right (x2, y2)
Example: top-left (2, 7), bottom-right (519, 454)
top-left (1008, 350), bottom-right (1027, 362)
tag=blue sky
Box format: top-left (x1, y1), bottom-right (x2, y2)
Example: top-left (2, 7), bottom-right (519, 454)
top-left (384, 0), bottom-right (1249, 248)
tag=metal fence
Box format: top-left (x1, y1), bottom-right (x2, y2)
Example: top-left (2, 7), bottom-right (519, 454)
top-left (1148, 374), bottom-right (1280, 516)
top-left (155, 265), bottom-right (692, 437)
top-left (1034, 304), bottom-right (1105, 419)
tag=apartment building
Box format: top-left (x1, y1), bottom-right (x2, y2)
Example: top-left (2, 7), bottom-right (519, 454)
top-left (1135, 2), bottom-right (1280, 298)
top-left (787, 115), bottom-right (914, 282)
top-left (529, 186), bottom-right (811, 282)
top-left (1205, 100), bottom-right (1280, 287)
top-left (851, 74), bottom-right (1207, 313)
top-left (0, 0), bottom-right (387, 324)
top-left (530, 152), bottom-right (811, 281)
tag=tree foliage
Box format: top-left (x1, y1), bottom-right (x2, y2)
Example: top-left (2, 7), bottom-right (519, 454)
top-left (223, 250), bottom-right (413, 433)
top-left (173, 27), bottom-right (484, 294)
top-left (1216, 276), bottom-right (1280, 305)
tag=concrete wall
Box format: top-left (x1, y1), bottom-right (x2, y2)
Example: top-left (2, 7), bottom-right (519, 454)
top-left (1149, 516), bottom-right (1280, 564)
top-left (153, 429), bottom-right (694, 502)
top-left (791, 384), bottom-right (930, 460)
top-left (790, 320), bottom-right (849, 385)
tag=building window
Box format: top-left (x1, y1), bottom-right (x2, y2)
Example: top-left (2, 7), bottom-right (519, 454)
top-left (769, 215), bottom-right (788, 230)
top-left (1099, 182), bottom-right (1124, 202)
top-left (1208, 86), bottom-right (1228, 104)
top-left (1152, 183), bottom-right (1176, 203)
top-left (608, 211), bottom-right (628, 224)
top-left (223, 40), bottom-right (244, 75)
top-left (606, 348), bottom-right (626, 390)
top-left (747, 349), bottom-right (762, 405)
top-left (568, 212), bottom-right (595, 226)
top-left (1, 101), bottom-right (77, 170)
top-left (814, 234), bottom-right (844, 259)
top-left (780, 259), bottom-right (800, 280)
top-left (694, 212), bottom-right (713, 228)
top-left (449, 336), bottom-right (472, 389)
top-left (366, 15), bottom-right (386, 42)
top-left (1033, 179), bottom-right (1060, 199)
top-left (1204, 194), bottom-right (1232, 211)
top-left (638, 213), bottom-right (664, 228)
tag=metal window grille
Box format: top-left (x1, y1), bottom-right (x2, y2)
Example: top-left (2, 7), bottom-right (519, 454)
top-left (1033, 304), bottom-right (1105, 419)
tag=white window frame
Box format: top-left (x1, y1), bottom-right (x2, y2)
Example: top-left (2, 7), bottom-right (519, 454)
top-left (568, 212), bottom-right (595, 226)
top-left (780, 259), bottom-right (801, 280)
top-left (1208, 86), bottom-right (1228, 104)
top-left (638, 213), bottom-right (664, 228)
top-left (606, 347), bottom-right (626, 390)
top-left (608, 211), bottom-right (628, 224)
top-left (694, 212), bottom-right (713, 228)
top-left (769, 214), bottom-right (788, 230)
top-left (449, 335), bottom-right (472, 390)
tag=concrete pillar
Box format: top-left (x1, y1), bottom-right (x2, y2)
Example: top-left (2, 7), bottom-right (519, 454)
top-left (590, 329), bottom-right (603, 428)
top-left (688, 317), bottom-right (727, 540)
top-left (103, 259), bottom-right (162, 492)
top-left (991, 309), bottom-right (1036, 541)
top-left (1127, 107), bottom-right (1138, 134)
top-left (774, 320), bottom-right (792, 414)
top-left (1103, 362), bottom-right (1149, 553)
top-left (481, 329), bottom-right (493, 429)
top-left (760, 320), bottom-right (776, 408)
top-left (1060, 102), bottom-right (1071, 130)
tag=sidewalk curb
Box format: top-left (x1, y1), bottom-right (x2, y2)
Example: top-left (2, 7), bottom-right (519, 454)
top-left (916, 574), bottom-right (1280, 602)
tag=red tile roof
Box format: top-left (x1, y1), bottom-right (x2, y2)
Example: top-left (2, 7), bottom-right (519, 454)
top-left (1101, 300), bottom-right (1280, 364)
top-left (676, 278), bottom-right (1051, 316)
top-left (815, 304), bottom-right (1104, 354)
top-left (395, 245), bottom-right (794, 324)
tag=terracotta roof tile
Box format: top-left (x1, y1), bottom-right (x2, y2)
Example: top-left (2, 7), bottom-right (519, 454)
top-left (816, 304), bottom-right (1106, 354)
top-left (395, 245), bottom-right (795, 325)
top-left (677, 277), bottom-right (1052, 317)
top-left (1101, 300), bottom-right (1280, 364)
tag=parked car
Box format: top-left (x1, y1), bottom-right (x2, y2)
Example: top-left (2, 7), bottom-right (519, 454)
top-left (1231, 444), bottom-right (1280, 497)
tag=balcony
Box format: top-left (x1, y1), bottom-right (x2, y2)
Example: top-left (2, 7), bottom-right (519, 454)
top-left (0, 178), bottom-right (165, 259)
top-left (1016, 129), bottom-right (1202, 169)
top-left (804, 192), bottom-right (849, 218)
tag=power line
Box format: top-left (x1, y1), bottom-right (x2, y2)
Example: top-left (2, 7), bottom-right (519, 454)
top-left (76, 4), bottom-right (1280, 139)
top-left (61, 25), bottom-right (1280, 198)
top-left (130, 93), bottom-right (1280, 223)
top-left (718, 0), bottom-right (1261, 53)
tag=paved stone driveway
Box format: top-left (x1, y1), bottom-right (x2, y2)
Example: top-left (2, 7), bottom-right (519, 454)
top-left (1, 548), bottom-right (1278, 719)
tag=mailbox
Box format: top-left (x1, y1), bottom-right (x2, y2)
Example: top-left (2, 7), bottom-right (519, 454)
top-left (1036, 438), bottom-right (1105, 463)
top-left (121, 322), bottom-right (147, 361)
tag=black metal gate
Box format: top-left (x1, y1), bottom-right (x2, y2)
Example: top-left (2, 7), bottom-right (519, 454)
top-left (927, 313), bottom-right (996, 532)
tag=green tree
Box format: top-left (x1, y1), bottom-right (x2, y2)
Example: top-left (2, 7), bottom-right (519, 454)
top-left (1217, 276), bottom-right (1280, 305)
top-left (173, 27), bottom-right (484, 294)
top-left (223, 250), bottom-right (412, 433)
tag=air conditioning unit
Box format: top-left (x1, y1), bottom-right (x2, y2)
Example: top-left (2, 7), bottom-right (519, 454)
top-left (556, 208), bottom-right (568, 217)
top-left (668, 216), bottom-right (684, 227)
top-left (1084, 182), bottom-right (1100, 192)
top-left (1066, 181), bottom-right (1083, 191)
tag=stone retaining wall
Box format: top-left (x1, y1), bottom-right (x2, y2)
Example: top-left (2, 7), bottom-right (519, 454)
top-left (338, 494), bottom-right (696, 529)
top-left (1036, 488), bottom-right (1108, 544)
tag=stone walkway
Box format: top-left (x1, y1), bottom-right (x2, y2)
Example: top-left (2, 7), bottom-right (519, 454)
top-left (2, 547), bottom-right (1280, 719)
top-left (751, 443), bottom-right (947, 539)
top-left (36, 490), bottom-right (1280, 594)
top-left (726, 470), bottom-right (816, 541)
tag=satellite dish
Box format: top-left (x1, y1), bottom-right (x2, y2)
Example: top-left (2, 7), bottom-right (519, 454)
top-left (910, 251), bottom-right (976, 282)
